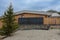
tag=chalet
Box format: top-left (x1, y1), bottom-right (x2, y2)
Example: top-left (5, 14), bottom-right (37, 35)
top-left (0, 10), bottom-right (60, 29)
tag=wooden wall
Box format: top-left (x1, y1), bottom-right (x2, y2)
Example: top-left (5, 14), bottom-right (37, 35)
top-left (44, 17), bottom-right (60, 25)
top-left (0, 13), bottom-right (60, 29)
top-left (14, 13), bottom-right (48, 23)
top-left (0, 20), bottom-right (3, 28)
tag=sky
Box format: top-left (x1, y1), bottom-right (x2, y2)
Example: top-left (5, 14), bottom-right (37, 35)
top-left (0, 0), bottom-right (60, 16)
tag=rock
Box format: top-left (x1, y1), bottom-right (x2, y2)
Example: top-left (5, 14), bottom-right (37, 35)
top-left (0, 35), bottom-right (5, 40)
top-left (0, 35), bottom-right (3, 40)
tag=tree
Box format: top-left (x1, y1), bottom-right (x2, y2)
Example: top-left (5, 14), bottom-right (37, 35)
top-left (47, 10), bottom-right (57, 13)
top-left (1, 4), bottom-right (18, 36)
top-left (58, 12), bottom-right (60, 14)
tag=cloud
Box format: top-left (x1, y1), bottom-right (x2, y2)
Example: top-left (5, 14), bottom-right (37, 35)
top-left (0, 0), bottom-right (60, 16)
top-left (0, 0), bottom-right (10, 16)
top-left (41, 1), bottom-right (60, 11)
top-left (11, 0), bottom-right (55, 11)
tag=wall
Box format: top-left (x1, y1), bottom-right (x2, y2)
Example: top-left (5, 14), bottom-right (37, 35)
top-left (0, 20), bottom-right (3, 28)
top-left (0, 13), bottom-right (60, 29)
top-left (44, 17), bottom-right (60, 25)
top-left (14, 13), bottom-right (48, 23)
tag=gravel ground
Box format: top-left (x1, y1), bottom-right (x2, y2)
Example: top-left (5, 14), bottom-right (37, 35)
top-left (4, 29), bottom-right (60, 40)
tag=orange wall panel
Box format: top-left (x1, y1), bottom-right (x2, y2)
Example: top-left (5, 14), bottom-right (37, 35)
top-left (0, 20), bottom-right (3, 28)
top-left (44, 17), bottom-right (60, 25)
top-left (14, 13), bottom-right (47, 23)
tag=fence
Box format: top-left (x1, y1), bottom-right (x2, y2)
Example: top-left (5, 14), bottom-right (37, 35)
top-left (17, 24), bottom-right (50, 30)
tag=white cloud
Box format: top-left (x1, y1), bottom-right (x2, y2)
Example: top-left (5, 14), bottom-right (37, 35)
top-left (12, 0), bottom-right (54, 10)
top-left (0, 0), bottom-right (60, 16)
top-left (21, 0), bottom-right (54, 5)
top-left (40, 4), bottom-right (60, 11)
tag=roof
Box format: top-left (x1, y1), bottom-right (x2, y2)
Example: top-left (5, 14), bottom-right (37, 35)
top-left (15, 10), bottom-right (55, 16)
top-left (0, 10), bottom-right (60, 19)
top-left (51, 13), bottom-right (60, 17)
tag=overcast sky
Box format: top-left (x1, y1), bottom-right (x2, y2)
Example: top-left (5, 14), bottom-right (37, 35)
top-left (0, 0), bottom-right (60, 16)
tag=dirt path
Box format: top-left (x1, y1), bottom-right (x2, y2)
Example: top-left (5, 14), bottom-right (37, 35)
top-left (4, 29), bottom-right (60, 40)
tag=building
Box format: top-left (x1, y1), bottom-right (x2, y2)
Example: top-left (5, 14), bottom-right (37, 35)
top-left (0, 10), bottom-right (60, 29)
